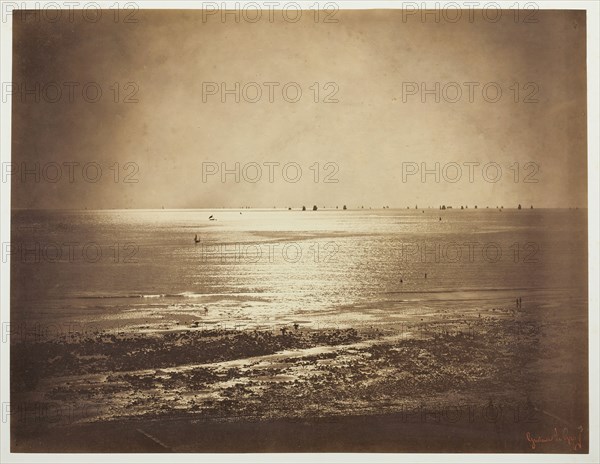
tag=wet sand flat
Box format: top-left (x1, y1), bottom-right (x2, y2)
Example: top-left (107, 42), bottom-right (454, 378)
top-left (10, 300), bottom-right (588, 453)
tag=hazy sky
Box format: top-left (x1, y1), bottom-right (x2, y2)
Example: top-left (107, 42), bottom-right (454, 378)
top-left (11, 9), bottom-right (587, 209)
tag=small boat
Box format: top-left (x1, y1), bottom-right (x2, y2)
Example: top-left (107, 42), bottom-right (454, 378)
top-left (208, 215), bottom-right (216, 221)
top-left (194, 234), bottom-right (200, 243)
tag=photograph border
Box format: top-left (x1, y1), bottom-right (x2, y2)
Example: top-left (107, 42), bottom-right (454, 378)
top-left (1, 1), bottom-right (598, 463)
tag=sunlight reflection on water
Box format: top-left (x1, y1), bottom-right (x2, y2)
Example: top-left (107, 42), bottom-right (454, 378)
top-left (11, 208), bottom-right (587, 328)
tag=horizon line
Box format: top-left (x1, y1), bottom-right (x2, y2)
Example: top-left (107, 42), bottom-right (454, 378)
top-left (10, 206), bottom-right (588, 211)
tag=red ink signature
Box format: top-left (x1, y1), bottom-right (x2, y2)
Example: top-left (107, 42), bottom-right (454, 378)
top-left (525, 426), bottom-right (583, 451)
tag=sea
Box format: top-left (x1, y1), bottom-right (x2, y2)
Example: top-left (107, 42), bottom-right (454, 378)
top-left (9, 208), bottom-right (588, 334)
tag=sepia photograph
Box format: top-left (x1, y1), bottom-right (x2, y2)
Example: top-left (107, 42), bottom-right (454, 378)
top-left (0, 1), bottom-right (598, 461)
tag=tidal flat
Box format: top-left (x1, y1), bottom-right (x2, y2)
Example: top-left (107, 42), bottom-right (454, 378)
top-left (11, 302), bottom-right (587, 452)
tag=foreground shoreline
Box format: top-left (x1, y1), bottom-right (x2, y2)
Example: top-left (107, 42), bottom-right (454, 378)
top-left (10, 409), bottom-right (587, 453)
top-left (10, 303), bottom-right (588, 453)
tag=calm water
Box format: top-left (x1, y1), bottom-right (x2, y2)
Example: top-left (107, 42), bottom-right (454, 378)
top-left (10, 208), bottom-right (588, 330)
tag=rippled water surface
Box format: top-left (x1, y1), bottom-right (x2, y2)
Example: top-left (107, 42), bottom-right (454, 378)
top-left (10, 208), bottom-right (587, 329)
